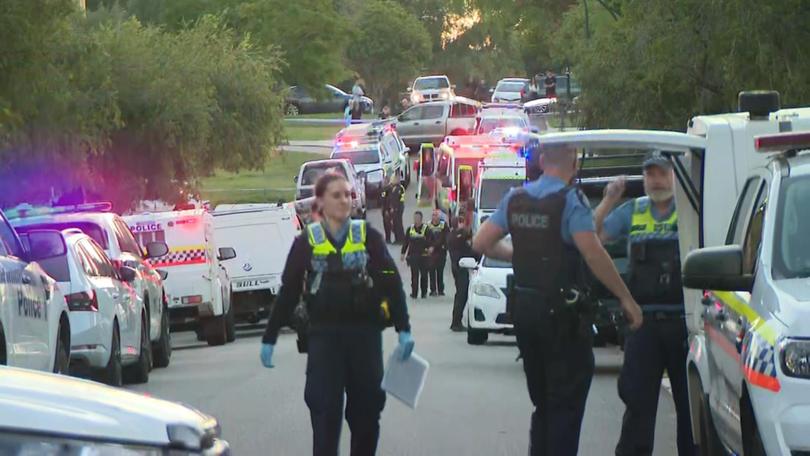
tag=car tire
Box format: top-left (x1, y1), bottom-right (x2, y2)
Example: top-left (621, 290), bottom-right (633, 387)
top-left (742, 392), bottom-right (767, 456)
top-left (285, 103), bottom-right (300, 117)
top-left (53, 319), bottom-right (70, 375)
top-left (205, 315), bottom-right (228, 346)
top-left (123, 315), bottom-right (151, 384)
top-left (152, 306), bottom-right (172, 368)
top-left (467, 328), bottom-right (488, 345)
top-left (225, 300), bottom-right (236, 343)
top-left (99, 323), bottom-right (123, 387)
top-left (697, 390), bottom-right (724, 456)
top-left (0, 324), bottom-right (7, 365)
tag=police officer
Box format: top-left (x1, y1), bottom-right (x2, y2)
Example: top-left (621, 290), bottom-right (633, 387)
top-left (426, 208), bottom-right (449, 296)
top-left (473, 145), bottom-right (642, 456)
top-left (400, 210), bottom-right (430, 299)
top-left (260, 173), bottom-right (414, 456)
top-left (380, 186), bottom-right (393, 243)
top-left (448, 214), bottom-right (476, 331)
top-left (388, 174), bottom-right (406, 244)
top-left (593, 153), bottom-right (696, 456)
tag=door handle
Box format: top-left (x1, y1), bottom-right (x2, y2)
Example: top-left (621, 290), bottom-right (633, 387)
top-left (434, 121), bottom-right (441, 124)
top-left (21, 275), bottom-right (31, 285)
top-left (112, 293), bottom-right (120, 300)
top-left (414, 122), bottom-right (420, 126)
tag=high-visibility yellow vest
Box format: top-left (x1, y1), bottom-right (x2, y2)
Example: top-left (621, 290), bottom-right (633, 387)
top-left (307, 220), bottom-right (368, 272)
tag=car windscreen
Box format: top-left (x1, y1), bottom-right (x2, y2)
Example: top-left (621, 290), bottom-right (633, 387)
top-left (414, 78), bottom-right (450, 90)
top-left (301, 164), bottom-right (348, 186)
top-left (332, 149), bottom-right (380, 165)
top-left (479, 179), bottom-right (524, 210)
top-left (478, 118), bottom-right (526, 134)
top-left (15, 222), bottom-right (108, 249)
top-left (482, 256), bottom-right (511, 268)
top-left (16, 233), bottom-right (70, 281)
top-left (774, 174), bottom-right (810, 279)
top-left (496, 82), bottom-right (527, 92)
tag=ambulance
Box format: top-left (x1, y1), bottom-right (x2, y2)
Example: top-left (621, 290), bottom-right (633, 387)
top-left (213, 203), bottom-right (300, 324)
top-left (472, 154), bottom-right (526, 233)
top-left (525, 91), bottom-right (810, 456)
top-left (124, 209), bottom-right (237, 346)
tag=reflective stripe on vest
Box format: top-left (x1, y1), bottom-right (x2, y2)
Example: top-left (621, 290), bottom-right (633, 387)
top-left (427, 221), bottom-right (445, 234)
top-left (307, 221), bottom-right (368, 272)
top-left (408, 224), bottom-right (427, 238)
top-left (399, 184), bottom-right (405, 203)
top-left (629, 197), bottom-right (678, 242)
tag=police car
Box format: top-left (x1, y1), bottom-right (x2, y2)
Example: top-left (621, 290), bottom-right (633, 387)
top-left (8, 203), bottom-right (171, 373)
top-left (0, 365), bottom-right (229, 454)
top-left (459, 252), bottom-right (513, 345)
top-left (14, 228), bottom-right (148, 386)
top-left (124, 209), bottom-right (237, 346)
top-left (0, 209), bottom-right (71, 374)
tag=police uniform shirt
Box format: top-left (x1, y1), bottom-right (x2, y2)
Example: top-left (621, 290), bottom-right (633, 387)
top-left (602, 197), bottom-right (676, 241)
top-left (488, 175), bottom-right (595, 243)
top-left (262, 220), bottom-right (411, 344)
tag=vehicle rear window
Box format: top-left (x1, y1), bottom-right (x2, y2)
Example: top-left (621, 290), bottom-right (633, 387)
top-left (301, 164), bottom-right (348, 186)
top-left (14, 222), bottom-right (108, 249)
top-left (414, 78), bottom-right (450, 90)
top-left (479, 179), bottom-right (524, 210)
top-left (18, 234), bottom-right (70, 281)
top-left (496, 82), bottom-right (527, 92)
top-left (477, 117), bottom-right (526, 134)
top-left (332, 149), bottom-right (380, 165)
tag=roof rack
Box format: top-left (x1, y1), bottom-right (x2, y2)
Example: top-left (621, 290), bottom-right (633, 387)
top-left (5, 202), bottom-right (113, 220)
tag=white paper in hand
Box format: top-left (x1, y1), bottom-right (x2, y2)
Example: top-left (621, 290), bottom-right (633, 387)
top-left (381, 347), bottom-right (429, 409)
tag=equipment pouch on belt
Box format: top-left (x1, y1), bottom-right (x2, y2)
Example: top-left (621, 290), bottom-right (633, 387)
top-left (292, 301), bottom-right (310, 353)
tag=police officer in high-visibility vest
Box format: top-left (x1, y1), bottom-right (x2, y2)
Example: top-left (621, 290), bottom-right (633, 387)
top-left (388, 174), bottom-right (406, 244)
top-left (473, 145), bottom-right (642, 456)
top-left (400, 210), bottom-right (430, 299)
top-left (594, 153), bottom-right (696, 456)
top-left (426, 209), bottom-right (449, 296)
top-left (260, 173), bottom-right (414, 456)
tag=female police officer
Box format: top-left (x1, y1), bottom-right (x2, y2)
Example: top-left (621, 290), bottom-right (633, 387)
top-left (260, 173), bottom-right (414, 456)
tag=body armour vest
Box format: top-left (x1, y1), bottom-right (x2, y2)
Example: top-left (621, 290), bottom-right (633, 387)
top-left (506, 188), bottom-right (587, 297)
top-left (627, 197), bottom-right (683, 306)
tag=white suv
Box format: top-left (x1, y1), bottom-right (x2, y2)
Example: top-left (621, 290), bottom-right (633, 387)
top-left (9, 205), bottom-right (171, 371)
top-left (459, 254), bottom-right (513, 345)
top-left (0, 210), bottom-right (71, 374)
top-left (410, 75), bottom-right (454, 104)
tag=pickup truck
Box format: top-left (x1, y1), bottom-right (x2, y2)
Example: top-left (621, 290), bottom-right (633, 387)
top-left (395, 98), bottom-right (480, 152)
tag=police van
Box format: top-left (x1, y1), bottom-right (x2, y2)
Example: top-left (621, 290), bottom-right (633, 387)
top-left (212, 204), bottom-right (299, 324)
top-left (0, 209), bottom-right (71, 374)
top-left (528, 91), bottom-right (810, 456)
top-left (124, 209), bottom-right (237, 346)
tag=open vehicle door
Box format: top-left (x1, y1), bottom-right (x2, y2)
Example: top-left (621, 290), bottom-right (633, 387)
top-left (457, 165), bottom-right (474, 225)
top-left (417, 143), bottom-right (436, 205)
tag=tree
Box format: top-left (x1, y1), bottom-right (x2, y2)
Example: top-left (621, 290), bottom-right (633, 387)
top-left (346, 0), bottom-right (432, 107)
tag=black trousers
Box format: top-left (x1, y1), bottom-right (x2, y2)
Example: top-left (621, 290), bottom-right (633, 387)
top-left (382, 209), bottom-right (393, 243)
top-left (393, 208), bottom-right (405, 243)
top-left (305, 327), bottom-right (385, 456)
top-left (429, 251), bottom-right (446, 294)
top-left (407, 256), bottom-right (429, 297)
top-left (514, 299), bottom-right (594, 456)
top-left (615, 316), bottom-right (696, 456)
top-left (451, 264), bottom-right (469, 326)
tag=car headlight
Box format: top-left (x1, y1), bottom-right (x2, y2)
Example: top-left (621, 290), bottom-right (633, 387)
top-left (411, 93), bottom-right (421, 103)
top-left (780, 338), bottom-right (810, 378)
top-left (472, 282), bottom-right (500, 299)
top-left (439, 92), bottom-right (449, 100)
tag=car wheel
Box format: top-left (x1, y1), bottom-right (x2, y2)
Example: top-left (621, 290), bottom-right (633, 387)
top-left (742, 392), bottom-right (767, 456)
top-left (99, 323), bottom-right (123, 387)
top-left (123, 315), bottom-right (151, 384)
top-left (225, 300), bottom-right (236, 343)
top-left (152, 306), bottom-right (172, 368)
top-left (205, 315), bottom-right (228, 346)
top-left (467, 328), bottom-right (488, 345)
top-left (285, 103), bottom-right (300, 117)
top-left (697, 390), bottom-right (724, 456)
top-left (52, 319), bottom-right (70, 375)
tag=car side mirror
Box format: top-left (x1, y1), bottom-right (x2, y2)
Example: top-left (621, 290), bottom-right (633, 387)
top-left (459, 257), bottom-right (478, 269)
top-left (294, 175), bottom-right (299, 183)
top-left (406, 87), bottom-right (412, 93)
top-left (682, 245), bottom-right (753, 292)
top-left (145, 242), bottom-right (169, 259)
top-left (218, 247), bottom-right (237, 261)
top-left (156, 269), bottom-right (169, 281)
top-left (25, 230), bottom-right (67, 261)
top-left (489, 88), bottom-right (495, 93)
top-left (118, 266), bottom-right (138, 283)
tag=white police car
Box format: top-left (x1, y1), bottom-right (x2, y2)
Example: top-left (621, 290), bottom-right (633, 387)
top-left (0, 209), bottom-right (71, 374)
top-left (459, 253), bottom-right (513, 345)
top-left (0, 365), bottom-right (229, 454)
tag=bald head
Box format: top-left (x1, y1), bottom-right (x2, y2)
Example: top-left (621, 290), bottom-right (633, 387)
top-left (539, 146), bottom-right (578, 182)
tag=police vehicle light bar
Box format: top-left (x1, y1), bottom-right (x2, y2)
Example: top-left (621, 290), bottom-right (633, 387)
top-left (5, 202), bottom-right (113, 219)
top-left (755, 132), bottom-right (810, 153)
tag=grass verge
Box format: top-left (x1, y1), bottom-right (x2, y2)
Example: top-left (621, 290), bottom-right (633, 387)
top-left (283, 123), bottom-right (343, 141)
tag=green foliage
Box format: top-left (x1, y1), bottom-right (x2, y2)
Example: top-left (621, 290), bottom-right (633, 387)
top-left (346, 0), bottom-right (432, 105)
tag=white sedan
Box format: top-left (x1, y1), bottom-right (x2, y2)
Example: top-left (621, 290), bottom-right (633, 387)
top-left (459, 255), bottom-right (514, 345)
top-left (0, 365), bottom-right (229, 454)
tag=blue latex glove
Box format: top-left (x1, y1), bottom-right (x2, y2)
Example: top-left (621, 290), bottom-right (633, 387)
top-left (260, 343), bottom-right (275, 368)
top-left (397, 331), bottom-right (414, 361)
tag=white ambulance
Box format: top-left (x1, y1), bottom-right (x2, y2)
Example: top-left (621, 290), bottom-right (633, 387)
top-left (124, 210), bottom-right (237, 346)
top-left (212, 203), bottom-right (300, 324)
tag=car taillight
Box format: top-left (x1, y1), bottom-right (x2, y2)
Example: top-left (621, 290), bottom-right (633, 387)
top-left (65, 291), bottom-right (99, 312)
top-left (182, 295), bottom-right (203, 305)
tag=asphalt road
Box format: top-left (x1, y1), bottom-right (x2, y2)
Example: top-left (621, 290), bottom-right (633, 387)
top-left (127, 180), bottom-right (679, 455)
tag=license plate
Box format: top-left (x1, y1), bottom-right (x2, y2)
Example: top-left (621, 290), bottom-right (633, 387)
top-left (235, 280), bottom-right (261, 289)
